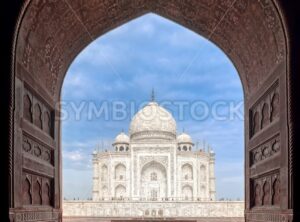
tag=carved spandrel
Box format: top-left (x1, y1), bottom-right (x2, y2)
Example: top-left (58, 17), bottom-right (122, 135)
top-left (140, 156), bottom-right (168, 169)
top-left (250, 81), bottom-right (279, 137)
top-left (18, 0), bottom-right (285, 98)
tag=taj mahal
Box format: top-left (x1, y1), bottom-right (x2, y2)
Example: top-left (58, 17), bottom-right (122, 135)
top-left (63, 94), bottom-right (244, 219)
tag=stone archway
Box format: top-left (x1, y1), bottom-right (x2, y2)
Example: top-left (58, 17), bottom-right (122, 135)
top-left (140, 161), bottom-right (167, 200)
top-left (9, 0), bottom-right (293, 221)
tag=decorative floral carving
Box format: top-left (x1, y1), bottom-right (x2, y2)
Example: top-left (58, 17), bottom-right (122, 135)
top-left (33, 145), bottom-right (42, 157)
top-left (250, 134), bottom-right (280, 166)
top-left (22, 134), bottom-right (54, 165)
top-left (17, 0), bottom-right (285, 97)
top-left (23, 138), bottom-right (32, 152)
top-left (140, 156), bottom-right (168, 169)
top-left (22, 43), bottom-right (33, 69)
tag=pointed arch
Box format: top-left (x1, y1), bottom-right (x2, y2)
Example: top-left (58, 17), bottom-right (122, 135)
top-left (115, 163), bottom-right (126, 180)
top-left (115, 184), bottom-right (126, 198)
top-left (182, 163), bottom-right (193, 180)
top-left (182, 185), bottom-right (193, 200)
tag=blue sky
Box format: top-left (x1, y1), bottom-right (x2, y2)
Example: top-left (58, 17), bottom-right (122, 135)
top-left (62, 13), bottom-right (244, 200)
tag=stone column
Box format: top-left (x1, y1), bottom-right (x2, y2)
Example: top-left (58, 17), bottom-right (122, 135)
top-left (92, 152), bottom-right (99, 201)
top-left (193, 160), bottom-right (197, 200)
top-left (209, 151), bottom-right (216, 201)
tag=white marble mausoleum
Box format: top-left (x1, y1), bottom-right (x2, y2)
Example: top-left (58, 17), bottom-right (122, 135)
top-left (63, 96), bottom-right (244, 219)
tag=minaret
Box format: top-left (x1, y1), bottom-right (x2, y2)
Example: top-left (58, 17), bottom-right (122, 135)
top-left (92, 148), bottom-right (99, 201)
top-left (208, 146), bottom-right (216, 201)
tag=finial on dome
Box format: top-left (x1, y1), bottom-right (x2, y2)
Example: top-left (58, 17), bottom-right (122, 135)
top-left (151, 88), bottom-right (155, 102)
top-left (182, 127), bottom-right (185, 133)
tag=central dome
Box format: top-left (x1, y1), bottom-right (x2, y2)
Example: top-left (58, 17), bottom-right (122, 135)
top-left (129, 101), bottom-right (176, 141)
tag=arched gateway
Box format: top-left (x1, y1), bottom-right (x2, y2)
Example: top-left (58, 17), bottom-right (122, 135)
top-left (7, 0), bottom-right (296, 221)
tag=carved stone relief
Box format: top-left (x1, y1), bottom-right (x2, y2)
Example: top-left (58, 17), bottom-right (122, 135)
top-left (250, 81), bottom-right (279, 137)
top-left (23, 87), bottom-right (54, 137)
top-left (22, 133), bottom-right (54, 165)
top-left (43, 111), bottom-right (52, 135)
top-left (42, 181), bottom-right (51, 205)
top-left (272, 178), bottom-right (280, 206)
top-left (16, 0), bottom-right (286, 98)
top-left (23, 94), bottom-right (33, 122)
top-left (140, 156), bottom-right (168, 169)
top-left (33, 103), bottom-right (43, 129)
top-left (250, 134), bottom-right (280, 166)
top-left (23, 176), bottom-right (32, 205)
top-left (251, 171), bottom-right (279, 208)
top-left (262, 181), bottom-right (271, 206)
top-left (22, 172), bottom-right (53, 207)
top-left (33, 179), bottom-right (42, 205)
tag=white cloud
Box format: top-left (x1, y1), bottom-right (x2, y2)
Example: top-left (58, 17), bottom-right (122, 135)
top-left (63, 150), bottom-right (85, 161)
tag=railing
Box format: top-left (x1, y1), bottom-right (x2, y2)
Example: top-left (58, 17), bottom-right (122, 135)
top-left (93, 197), bottom-right (213, 201)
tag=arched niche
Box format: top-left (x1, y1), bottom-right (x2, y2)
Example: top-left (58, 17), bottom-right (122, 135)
top-left (115, 163), bottom-right (126, 180)
top-left (181, 163), bottom-right (193, 180)
top-left (101, 164), bottom-right (108, 182)
top-left (115, 184), bottom-right (126, 198)
top-left (182, 185), bottom-right (193, 200)
top-left (200, 164), bottom-right (206, 181)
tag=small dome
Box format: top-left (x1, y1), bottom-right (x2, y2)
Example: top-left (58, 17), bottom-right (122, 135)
top-left (113, 132), bottom-right (130, 144)
top-left (177, 132), bottom-right (193, 144)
